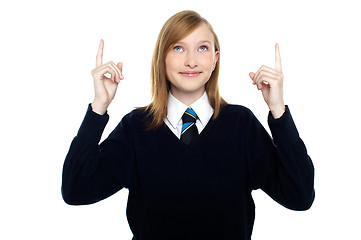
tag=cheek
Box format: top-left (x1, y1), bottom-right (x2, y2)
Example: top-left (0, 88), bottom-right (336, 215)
top-left (165, 56), bottom-right (180, 83)
top-left (165, 59), bottom-right (172, 78)
top-left (165, 55), bottom-right (178, 72)
top-left (200, 54), bottom-right (216, 69)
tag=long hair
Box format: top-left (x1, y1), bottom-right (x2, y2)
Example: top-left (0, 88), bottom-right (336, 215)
top-left (139, 10), bottom-right (227, 130)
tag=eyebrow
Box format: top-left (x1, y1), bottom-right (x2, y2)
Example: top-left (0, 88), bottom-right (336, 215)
top-left (175, 40), bottom-right (212, 45)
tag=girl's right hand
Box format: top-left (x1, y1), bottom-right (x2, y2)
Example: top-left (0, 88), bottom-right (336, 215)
top-left (91, 39), bottom-right (124, 115)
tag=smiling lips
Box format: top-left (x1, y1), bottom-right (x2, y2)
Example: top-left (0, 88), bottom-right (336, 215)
top-left (179, 71), bottom-right (202, 77)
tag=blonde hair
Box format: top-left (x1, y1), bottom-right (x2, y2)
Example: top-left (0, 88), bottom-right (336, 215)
top-left (139, 10), bottom-right (227, 130)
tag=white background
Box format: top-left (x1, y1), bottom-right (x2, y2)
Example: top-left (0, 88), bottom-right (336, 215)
top-left (1, 0), bottom-right (360, 239)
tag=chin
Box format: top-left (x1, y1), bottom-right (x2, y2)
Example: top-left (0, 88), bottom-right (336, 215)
top-left (177, 86), bottom-right (205, 95)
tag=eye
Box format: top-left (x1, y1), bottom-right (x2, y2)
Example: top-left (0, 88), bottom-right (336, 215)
top-left (173, 45), bottom-right (184, 52)
top-left (199, 45), bottom-right (208, 52)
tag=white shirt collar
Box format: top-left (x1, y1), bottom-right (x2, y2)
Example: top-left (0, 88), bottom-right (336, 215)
top-left (166, 91), bottom-right (214, 130)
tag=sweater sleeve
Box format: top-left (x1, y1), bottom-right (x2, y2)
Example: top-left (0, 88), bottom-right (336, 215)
top-left (247, 106), bottom-right (315, 210)
top-left (61, 104), bottom-right (135, 205)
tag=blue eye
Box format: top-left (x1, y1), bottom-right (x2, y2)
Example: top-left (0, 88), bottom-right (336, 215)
top-left (199, 45), bottom-right (208, 52)
top-left (174, 46), bottom-right (183, 52)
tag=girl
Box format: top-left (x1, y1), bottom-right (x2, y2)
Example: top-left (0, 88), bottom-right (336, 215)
top-left (62, 10), bottom-right (314, 240)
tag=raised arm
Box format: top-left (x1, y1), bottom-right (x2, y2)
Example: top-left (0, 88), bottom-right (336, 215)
top-left (61, 40), bottom-right (132, 205)
top-left (247, 44), bottom-right (315, 210)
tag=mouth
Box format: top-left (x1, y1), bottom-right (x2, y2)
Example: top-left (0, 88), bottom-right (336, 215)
top-left (179, 71), bottom-right (202, 77)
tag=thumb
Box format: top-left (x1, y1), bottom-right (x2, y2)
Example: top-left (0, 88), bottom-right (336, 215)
top-left (249, 72), bottom-right (255, 79)
top-left (117, 62), bottom-right (124, 79)
top-left (117, 62), bottom-right (123, 71)
top-left (249, 72), bottom-right (256, 85)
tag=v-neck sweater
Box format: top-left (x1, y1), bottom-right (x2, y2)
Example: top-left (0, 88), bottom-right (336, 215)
top-left (62, 104), bottom-right (315, 240)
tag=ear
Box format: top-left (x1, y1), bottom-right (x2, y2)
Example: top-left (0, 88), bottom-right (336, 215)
top-left (213, 50), bottom-right (220, 68)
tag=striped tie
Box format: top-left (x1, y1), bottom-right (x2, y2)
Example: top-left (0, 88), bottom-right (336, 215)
top-left (180, 108), bottom-right (198, 145)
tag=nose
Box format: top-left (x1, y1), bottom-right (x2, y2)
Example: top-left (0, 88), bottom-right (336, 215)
top-left (185, 51), bottom-right (198, 68)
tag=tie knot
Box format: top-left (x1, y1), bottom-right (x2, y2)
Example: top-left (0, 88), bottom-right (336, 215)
top-left (182, 108), bottom-right (198, 124)
top-left (181, 108), bottom-right (199, 144)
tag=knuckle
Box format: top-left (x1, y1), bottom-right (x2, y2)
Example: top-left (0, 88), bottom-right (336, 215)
top-left (91, 67), bottom-right (99, 74)
top-left (106, 66), bottom-right (113, 73)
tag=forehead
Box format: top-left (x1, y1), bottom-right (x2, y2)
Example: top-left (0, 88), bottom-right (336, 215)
top-left (177, 23), bottom-right (215, 44)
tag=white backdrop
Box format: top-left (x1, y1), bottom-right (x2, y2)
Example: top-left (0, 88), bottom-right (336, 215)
top-left (1, 0), bottom-right (360, 239)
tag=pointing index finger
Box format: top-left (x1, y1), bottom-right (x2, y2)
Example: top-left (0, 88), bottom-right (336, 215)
top-left (96, 39), bottom-right (104, 67)
top-left (275, 43), bottom-right (282, 72)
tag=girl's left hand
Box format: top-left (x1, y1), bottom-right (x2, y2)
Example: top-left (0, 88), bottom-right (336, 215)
top-left (249, 43), bottom-right (285, 118)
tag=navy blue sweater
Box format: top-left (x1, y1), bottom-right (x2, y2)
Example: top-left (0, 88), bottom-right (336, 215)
top-left (62, 104), bottom-right (314, 240)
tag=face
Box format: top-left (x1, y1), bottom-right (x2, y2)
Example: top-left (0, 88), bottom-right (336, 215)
top-left (165, 23), bottom-right (219, 102)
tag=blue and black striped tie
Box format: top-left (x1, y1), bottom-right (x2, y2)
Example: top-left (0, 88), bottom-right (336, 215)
top-left (180, 108), bottom-right (198, 145)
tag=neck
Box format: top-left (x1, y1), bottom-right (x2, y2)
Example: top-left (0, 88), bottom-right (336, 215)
top-left (170, 88), bottom-right (205, 106)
